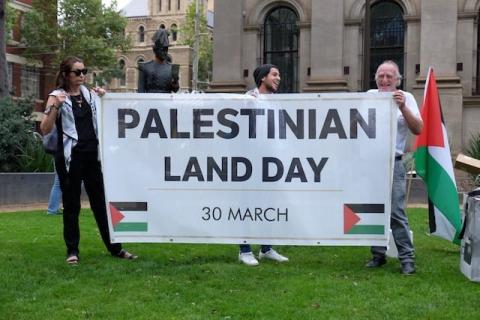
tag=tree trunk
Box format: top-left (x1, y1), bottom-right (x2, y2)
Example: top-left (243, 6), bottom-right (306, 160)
top-left (0, 0), bottom-right (9, 98)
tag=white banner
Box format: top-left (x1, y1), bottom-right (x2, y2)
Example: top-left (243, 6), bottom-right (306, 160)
top-left (99, 93), bottom-right (397, 246)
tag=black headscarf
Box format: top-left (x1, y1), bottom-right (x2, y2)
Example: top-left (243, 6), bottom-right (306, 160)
top-left (253, 64), bottom-right (277, 88)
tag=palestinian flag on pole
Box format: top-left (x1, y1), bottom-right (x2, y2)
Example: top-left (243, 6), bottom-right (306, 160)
top-left (414, 67), bottom-right (462, 244)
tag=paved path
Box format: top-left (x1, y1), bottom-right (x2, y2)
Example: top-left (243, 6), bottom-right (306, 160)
top-left (0, 201), bottom-right (90, 213)
top-left (1, 202), bottom-right (426, 212)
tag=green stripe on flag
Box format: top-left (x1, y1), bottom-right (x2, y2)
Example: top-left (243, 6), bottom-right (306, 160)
top-left (114, 223), bottom-right (148, 232)
top-left (347, 225), bottom-right (384, 235)
top-left (414, 147), bottom-right (461, 241)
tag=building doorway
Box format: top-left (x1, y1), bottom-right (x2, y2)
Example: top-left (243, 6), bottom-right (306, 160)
top-left (263, 6), bottom-right (299, 93)
top-left (367, 1), bottom-right (405, 89)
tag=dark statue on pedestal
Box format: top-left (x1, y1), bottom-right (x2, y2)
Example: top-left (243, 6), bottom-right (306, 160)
top-left (138, 27), bottom-right (179, 93)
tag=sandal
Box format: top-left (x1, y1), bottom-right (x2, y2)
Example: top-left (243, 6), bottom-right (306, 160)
top-left (115, 249), bottom-right (138, 260)
top-left (66, 254), bottom-right (79, 265)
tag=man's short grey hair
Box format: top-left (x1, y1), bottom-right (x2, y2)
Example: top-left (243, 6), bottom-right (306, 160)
top-left (375, 60), bottom-right (403, 87)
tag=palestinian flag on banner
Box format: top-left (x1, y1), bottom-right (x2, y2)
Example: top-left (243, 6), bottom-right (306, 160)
top-left (414, 67), bottom-right (462, 244)
top-left (344, 203), bottom-right (385, 235)
top-left (109, 202), bottom-right (148, 232)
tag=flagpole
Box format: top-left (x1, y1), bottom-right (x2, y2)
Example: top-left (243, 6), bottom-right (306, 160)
top-left (423, 67), bottom-right (432, 103)
top-left (405, 73), bottom-right (435, 207)
top-left (405, 156), bottom-right (415, 205)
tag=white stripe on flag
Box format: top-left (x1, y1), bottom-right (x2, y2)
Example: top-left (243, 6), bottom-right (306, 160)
top-left (357, 213), bottom-right (384, 225)
top-left (431, 205), bottom-right (457, 241)
top-left (428, 127), bottom-right (456, 185)
top-left (121, 213), bottom-right (148, 223)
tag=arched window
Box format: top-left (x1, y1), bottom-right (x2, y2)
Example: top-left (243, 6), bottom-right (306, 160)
top-left (263, 7), bottom-right (299, 93)
top-left (177, 0), bottom-right (181, 10)
top-left (171, 24), bottom-right (178, 42)
top-left (367, 1), bottom-right (405, 89)
top-left (168, 0), bottom-right (171, 11)
top-left (159, 0), bottom-right (162, 12)
top-left (138, 26), bottom-right (145, 43)
top-left (119, 59), bottom-right (126, 86)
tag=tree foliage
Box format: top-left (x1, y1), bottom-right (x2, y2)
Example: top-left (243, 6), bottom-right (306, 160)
top-left (4, 1), bottom-right (15, 41)
top-left (178, 1), bottom-right (212, 86)
top-left (22, 0), bottom-right (131, 81)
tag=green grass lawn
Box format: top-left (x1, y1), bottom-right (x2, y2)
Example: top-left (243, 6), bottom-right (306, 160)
top-left (0, 208), bottom-right (477, 320)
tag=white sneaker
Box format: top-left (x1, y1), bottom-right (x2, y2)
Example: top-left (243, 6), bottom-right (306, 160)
top-left (239, 252), bottom-right (259, 266)
top-left (259, 249), bottom-right (289, 262)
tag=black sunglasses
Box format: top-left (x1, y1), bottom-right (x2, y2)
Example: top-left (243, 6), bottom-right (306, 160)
top-left (70, 68), bottom-right (88, 76)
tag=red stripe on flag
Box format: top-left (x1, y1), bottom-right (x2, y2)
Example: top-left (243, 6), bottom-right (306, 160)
top-left (414, 68), bottom-right (445, 148)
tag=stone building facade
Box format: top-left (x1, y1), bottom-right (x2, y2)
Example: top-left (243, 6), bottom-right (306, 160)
top-left (209, 0), bottom-right (480, 153)
top-left (6, 0), bottom-right (55, 115)
top-left (109, 0), bottom-right (213, 93)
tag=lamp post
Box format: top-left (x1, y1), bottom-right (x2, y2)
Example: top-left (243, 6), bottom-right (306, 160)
top-left (192, 0), bottom-right (200, 91)
top-left (362, 0), bottom-right (371, 91)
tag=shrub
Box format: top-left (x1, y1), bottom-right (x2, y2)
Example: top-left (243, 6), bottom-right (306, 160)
top-left (465, 132), bottom-right (480, 186)
top-left (16, 132), bottom-right (54, 172)
top-left (0, 97), bottom-right (51, 172)
top-left (465, 132), bottom-right (480, 160)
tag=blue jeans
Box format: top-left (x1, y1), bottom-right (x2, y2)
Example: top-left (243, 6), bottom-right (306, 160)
top-left (239, 244), bottom-right (272, 254)
top-left (370, 159), bottom-right (415, 263)
top-left (47, 172), bottom-right (62, 214)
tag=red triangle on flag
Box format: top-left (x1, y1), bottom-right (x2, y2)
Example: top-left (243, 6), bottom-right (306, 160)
top-left (109, 203), bottom-right (125, 227)
top-left (344, 204), bottom-right (361, 233)
top-left (414, 68), bottom-right (445, 149)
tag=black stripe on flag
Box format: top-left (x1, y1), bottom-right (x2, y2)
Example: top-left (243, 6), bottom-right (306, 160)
top-left (345, 203), bottom-right (384, 213)
top-left (428, 198), bottom-right (436, 233)
top-left (110, 202), bottom-right (148, 211)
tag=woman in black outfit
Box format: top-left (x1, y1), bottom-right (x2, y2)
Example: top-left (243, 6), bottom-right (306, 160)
top-left (40, 56), bottom-right (137, 264)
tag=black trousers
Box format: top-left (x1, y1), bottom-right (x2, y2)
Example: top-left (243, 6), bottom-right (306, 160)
top-left (56, 151), bottom-right (122, 256)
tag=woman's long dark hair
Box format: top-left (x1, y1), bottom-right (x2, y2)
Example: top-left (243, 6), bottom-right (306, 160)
top-left (55, 56), bottom-right (83, 91)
